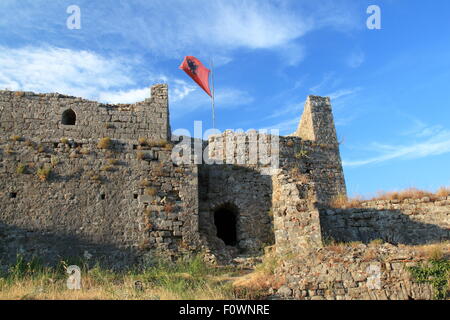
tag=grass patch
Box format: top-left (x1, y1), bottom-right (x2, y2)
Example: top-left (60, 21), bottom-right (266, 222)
top-left (16, 163), bottom-right (27, 174)
top-left (329, 194), bottom-right (363, 209)
top-left (79, 148), bottom-right (90, 155)
top-left (36, 166), bottom-right (52, 181)
top-left (139, 179), bottom-right (151, 188)
top-left (100, 165), bottom-right (114, 172)
top-left (97, 137), bottom-right (112, 150)
top-left (147, 139), bottom-right (168, 148)
top-left (108, 159), bottom-right (120, 165)
top-left (146, 187), bottom-right (157, 196)
top-left (10, 135), bottom-right (22, 142)
top-left (0, 255), bottom-right (246, 300)
top-left (136, 151), bottom-right (145, 160)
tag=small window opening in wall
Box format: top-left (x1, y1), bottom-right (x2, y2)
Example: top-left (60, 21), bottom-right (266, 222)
top-left (9, 192), bottom-right (17, 199)
top-left (100, 193), bottom-right (106, 200)
top-left (132, 145), bottom-right (138, 150)
top-left (62, 109), bottom-right (76, 125)
top-left (133, 194), bottom-right (138, 199)
top-left (213, 203), bottom-right (238, 246)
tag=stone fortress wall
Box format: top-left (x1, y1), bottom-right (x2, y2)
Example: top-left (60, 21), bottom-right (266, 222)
top-left (0, 85), bottom-right (198, 269)
top-left (0, 83), bottom-right (448, 299)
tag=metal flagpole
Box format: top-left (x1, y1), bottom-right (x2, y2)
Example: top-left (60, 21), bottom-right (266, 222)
top-left (210, 58), bottom-right (216, 129)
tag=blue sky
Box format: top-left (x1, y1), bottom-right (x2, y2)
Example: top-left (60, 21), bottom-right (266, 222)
top-left (1, 0), bottom-right (450, 197)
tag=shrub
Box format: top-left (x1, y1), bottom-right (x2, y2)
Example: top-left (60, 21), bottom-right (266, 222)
top-left (148, 139), bottom-right (167, 148)
top-left (14, 91), bottom-right (25, 97)
top-left (37, 144), bottom-right (45, 153)
top-left (4, 146), bottom-right (15, 155)
top-left (146, 187), bottom-right (157, 196)
top-left (139, 179), bottom-right (151, 187)
top-left (136, 151), bottom-right (145, 160)
top-left (16, 164), bottom-right (27, 174)
top-left (138, 137), bottom-right (148, 146)
top-left (80, 148), bottom-right (90, 155)
top-left (408, 259), bottom-right (450, 300)
top-left (10, 135), bottom-right (22, 142)
top-left (37, 166), bottom-right (52, 181)
top-left (108, 159), bottom-right (119, 165)
top-left (375, 188), bottom-right (437, 202)
top-left (86, 171), bottom-right (102, 182)
top-left (50, 156), bottom-right (59, 167)
top-left (295, 150), bottom-right (309, 159)
top-left (97, 137), bottom-right (112, 150)
top-left (369, 239), bottom-right (384, 246)
top-left (100, 165), bottom-right (114, 172)
top-left (329, 194), bottom-right (363, 209)
top-left (436, 187), bottom-right (450, 198)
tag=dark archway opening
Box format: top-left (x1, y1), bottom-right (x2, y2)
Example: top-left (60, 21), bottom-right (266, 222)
top-left (213, 204), bottom-right (238, 246)
top-left (62, 109), bottom-right (76, 125)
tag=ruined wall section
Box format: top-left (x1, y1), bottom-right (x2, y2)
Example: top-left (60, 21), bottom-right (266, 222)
top-left (276, 244), bottom-right (437, 300)
top-left (0, 84), bottom-right (170, 143)
top-left (0, 135), bottom-right (200, 269)
top-left (320, 198), bottom-right (450, 245)
top-left (202, 131), bottom-right (342, 257)
top-left (198, 131), bottom-right (278, 259)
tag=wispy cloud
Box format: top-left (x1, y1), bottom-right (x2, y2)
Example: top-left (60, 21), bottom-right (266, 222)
top-left (343, 124), bottom-right (450, 167)
top-left (0, 0), bottom-right (359, 65)
top-left (0, 46), bottom-right (135, 99)
top-left (0, 46), bottom-right (252, 111)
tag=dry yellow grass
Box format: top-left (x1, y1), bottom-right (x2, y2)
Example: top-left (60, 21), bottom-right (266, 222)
top-left (97, 137), bottom-right (112, 150)
top-left (0, 276), bottom-right (235, 300)
top-left (329, 194), bottom-right (364, 209)
top-left (436, 187), bottom-right (450, 198)
top-left (374, 188), bottom-right (438, 202)
top-left (414, 242), bottom-right (450, 260)
top-left (330, 186), bottom-right (450, 209)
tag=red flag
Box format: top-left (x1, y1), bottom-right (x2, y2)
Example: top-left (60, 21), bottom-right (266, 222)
top-left (179, 56), bottom-right (212, 97)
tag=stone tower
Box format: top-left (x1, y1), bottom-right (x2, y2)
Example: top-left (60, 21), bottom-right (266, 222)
top-left (295, 95), bottom-right (339, 146)
top-left (294, 95), bottom-right (347, 202)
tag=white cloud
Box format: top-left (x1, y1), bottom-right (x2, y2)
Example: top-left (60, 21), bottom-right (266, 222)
top-left (98, 88), bottom-right (150, 104)
top-left (0, 46), bottom-right (135, 100)
top-left (0, 46), bottom-right (253, 111)
top-left (343, 125), bottom-right (450, 167)
top-left (325, 87), bottom-right (361, 101)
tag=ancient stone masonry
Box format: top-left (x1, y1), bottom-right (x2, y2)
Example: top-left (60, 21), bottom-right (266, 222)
top-left (0, 85), bottom-right (197, 269)
top-left (0, 83), bottom-right (448, 299)
top-left (0, 85), bottom-right (170, 142)
top-left (320, 198), bottom-right (450, 245)
top-left (275, 244), bottom-right (438, 300)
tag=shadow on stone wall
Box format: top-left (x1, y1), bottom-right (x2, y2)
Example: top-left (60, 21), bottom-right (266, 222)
top-left (0, 222), bottom-right (140, 271)
top-left (198, 164), bottom-right (274, 260)
top-left (319, 207), bottom-right (450, 245)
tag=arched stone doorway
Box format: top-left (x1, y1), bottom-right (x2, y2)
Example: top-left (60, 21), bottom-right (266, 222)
top-left (213, 203), bottom-right (238, 247)
top-left (62, 109), bottom-right (76, 125)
